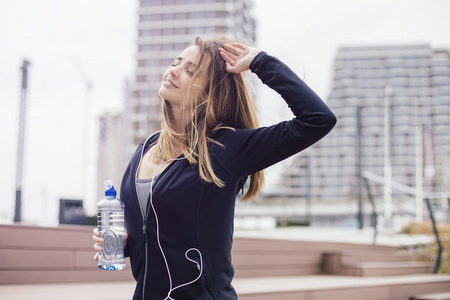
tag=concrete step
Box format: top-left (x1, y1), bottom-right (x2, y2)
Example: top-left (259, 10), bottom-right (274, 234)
top-left (341, 251), bottom-right (415, 264)
top-left (232, 237), bottom-right (397, 253)
top-left (412, 292), bottom-right (450, 300)
top-left (342, 261), bottom-right (434, 277)
top-left (233, 251), bottom-right (322, 277)
top-left (233, 238), bottom-right (401, 278)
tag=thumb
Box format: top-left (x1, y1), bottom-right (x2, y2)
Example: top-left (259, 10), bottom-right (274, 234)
top-left (225, 61), bottom-right (233, 73)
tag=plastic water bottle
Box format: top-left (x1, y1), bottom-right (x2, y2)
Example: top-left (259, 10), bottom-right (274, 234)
top-left (97, 180), bottom-right (125, 271)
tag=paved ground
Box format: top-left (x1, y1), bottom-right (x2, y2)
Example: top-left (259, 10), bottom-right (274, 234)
top-left (2, 274), bottom-right (450, 300)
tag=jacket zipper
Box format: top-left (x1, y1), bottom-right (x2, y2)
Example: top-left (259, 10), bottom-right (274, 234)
top-left (142, 223), bottom-right (148, 300)
top-left (135, 132), bottom-right (182, 299)
top-left (135, 133), bottom-right (157, 300)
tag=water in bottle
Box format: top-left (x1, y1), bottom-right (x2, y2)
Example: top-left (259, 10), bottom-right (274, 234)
top-left (97, 180), bottom-right (125, 271)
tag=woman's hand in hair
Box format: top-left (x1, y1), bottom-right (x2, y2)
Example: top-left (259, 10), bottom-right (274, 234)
top-left (219, 43), bottom-right (261, 74)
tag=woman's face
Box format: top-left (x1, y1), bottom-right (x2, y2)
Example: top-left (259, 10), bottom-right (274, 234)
top-left (159, 45), bottom-right (209, 106)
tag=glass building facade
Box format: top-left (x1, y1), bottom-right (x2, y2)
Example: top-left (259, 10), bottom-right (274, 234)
top-left (278, 45), bottom-right (450, 205)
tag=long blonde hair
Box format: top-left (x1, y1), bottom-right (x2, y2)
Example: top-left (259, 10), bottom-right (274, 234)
top-left (153, 36), bottom-right (264, 201)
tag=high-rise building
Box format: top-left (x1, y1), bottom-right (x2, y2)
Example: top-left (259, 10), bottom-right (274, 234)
top-left (96, 80), bottom-right (133, 201)
top-left (129, 0), bottom-right (256, 153)
top-left (278, 45), bottom-right (450, 204)
top-left (96, 112), bottom-right (127, 201)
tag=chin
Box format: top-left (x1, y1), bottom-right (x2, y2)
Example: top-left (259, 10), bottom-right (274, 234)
top-left (159, 90), bottom-right (181, 105)
top-left (158, 87), bottom-right (164, 99)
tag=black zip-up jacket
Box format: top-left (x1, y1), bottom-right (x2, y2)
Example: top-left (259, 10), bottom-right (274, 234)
top-left (120, 51), bottom-right (336, 300)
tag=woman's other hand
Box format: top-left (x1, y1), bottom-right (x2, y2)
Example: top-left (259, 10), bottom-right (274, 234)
top-left (93, 228), bottom-right (128, 261)
top-left (219, 43), bottom-right (261, 74)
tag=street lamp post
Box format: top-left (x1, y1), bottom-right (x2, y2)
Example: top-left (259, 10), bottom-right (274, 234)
top-left (14, 60), bottom-right (31, 223)
top-left (384, 86), bottom-right (393, 221)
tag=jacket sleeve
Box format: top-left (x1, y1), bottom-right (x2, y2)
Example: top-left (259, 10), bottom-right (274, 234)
top-left (215, 51), bottom-right (337, 178)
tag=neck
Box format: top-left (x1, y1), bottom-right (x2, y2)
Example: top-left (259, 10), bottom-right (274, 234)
top-left (170, 103), bottom-right (189, 133)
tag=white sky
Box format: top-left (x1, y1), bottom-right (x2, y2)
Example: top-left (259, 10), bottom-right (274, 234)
top-left (1, 0), bottom-right (449, 225)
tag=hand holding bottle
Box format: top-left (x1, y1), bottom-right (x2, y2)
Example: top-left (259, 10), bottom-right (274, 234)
top-left (95, 180), bottom-right (127, 270)
top-left (93, 227), bottom-right (128, 261)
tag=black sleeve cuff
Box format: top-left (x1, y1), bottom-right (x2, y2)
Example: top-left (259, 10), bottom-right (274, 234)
top-left (249, 51), bottom-right (268, 73)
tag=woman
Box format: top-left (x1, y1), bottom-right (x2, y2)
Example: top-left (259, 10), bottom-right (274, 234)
top-left (93, 36), bottom-right (336, 300)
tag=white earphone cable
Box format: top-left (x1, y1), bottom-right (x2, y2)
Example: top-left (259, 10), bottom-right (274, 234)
top-left (149, 100), bottom-right (207, 299)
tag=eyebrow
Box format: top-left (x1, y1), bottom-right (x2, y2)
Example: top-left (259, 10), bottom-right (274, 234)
top-left (174, 57), bottom-right (199, 71)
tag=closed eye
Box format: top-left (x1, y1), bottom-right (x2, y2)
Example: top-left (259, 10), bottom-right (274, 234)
top-left (171, 57), bottom-right (198, 76)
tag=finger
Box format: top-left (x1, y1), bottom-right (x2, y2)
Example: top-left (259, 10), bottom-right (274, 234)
top-left (225, 61), bottom-right (235, 73)
top-left (94, 243), bottom-right (103, 251)
top-left (222, 44), bottom-right (241, 57)
top-left (220, 47), bottom-right (238, 63)
top-left (93, 235), bottom-right (104, 244)
top-left (93, 227), bottom-right (100, 237)
top-left (232, 42), bottom-right (247, 50)
top-left (223, 47), bottom-right (240, 60)
top-left (219, 50), bottom-right (236, 66)
top-left (94, 252), bottom-right (99, 262)
top-left (123, 233), bottom-right (128, 248)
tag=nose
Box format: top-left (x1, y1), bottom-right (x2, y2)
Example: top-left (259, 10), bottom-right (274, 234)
top-left (169, 64), bottom-right (181, 78)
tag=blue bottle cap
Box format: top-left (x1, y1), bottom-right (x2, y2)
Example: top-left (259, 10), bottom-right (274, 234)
top-left (104, 180), bottom-right (117, 197)
top-left (105, 186), bottom-right (116, 197)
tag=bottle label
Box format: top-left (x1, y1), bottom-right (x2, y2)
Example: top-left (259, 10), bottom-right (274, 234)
top-left (102, 229), bottom-right (120, 260)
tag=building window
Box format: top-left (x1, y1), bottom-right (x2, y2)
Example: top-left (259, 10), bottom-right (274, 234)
top-left (191, 27), bottom-right (203, 34)
top-left (142, 0), bottom-right (162, 6)
top-left (147, 74), bottom-right (159, 82)
top-left (162, 43), bottom-right (172, 50)
top-left (163, 58), bottom-right (173, 66)
top-left (138, 60), bottom-right (146, 67)
top-left (140, 30), bottom-right (152, 36)
top-left (215, 26), bottom-right (228, 32)
top-left (163, 28), bottom-right (173, 35)
top-left (175, 12), bottom-right (185, 20)
top-left (191, 12), bottom-right (203, 19)
top-left (175, 43), bottom-right (186, 50)
top-left (148, 59), bottom-right (158, 66)
top-left (137, 75), bottom-right (147, 82)
top-left (216, 11), bottom-right (227, 18)
top-left (151, 29), bottom-right (160, 35)
top-left (175, 27), bottom-right (186, 35)
top-left (140, 90), bottom-right (150, 98)
top-left (141, 14), bottom-right (162, 21)
top-left (163, 13), bottom-right (173, 20)
top-left (205, 11), bottom-right (215, 18)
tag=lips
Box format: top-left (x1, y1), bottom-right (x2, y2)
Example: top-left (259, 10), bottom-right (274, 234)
top-left (163, 78), bottom-right (179, 88)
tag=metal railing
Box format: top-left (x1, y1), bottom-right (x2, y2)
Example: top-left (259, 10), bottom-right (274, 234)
top-left (362, 170), bottom-right (450, 273)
